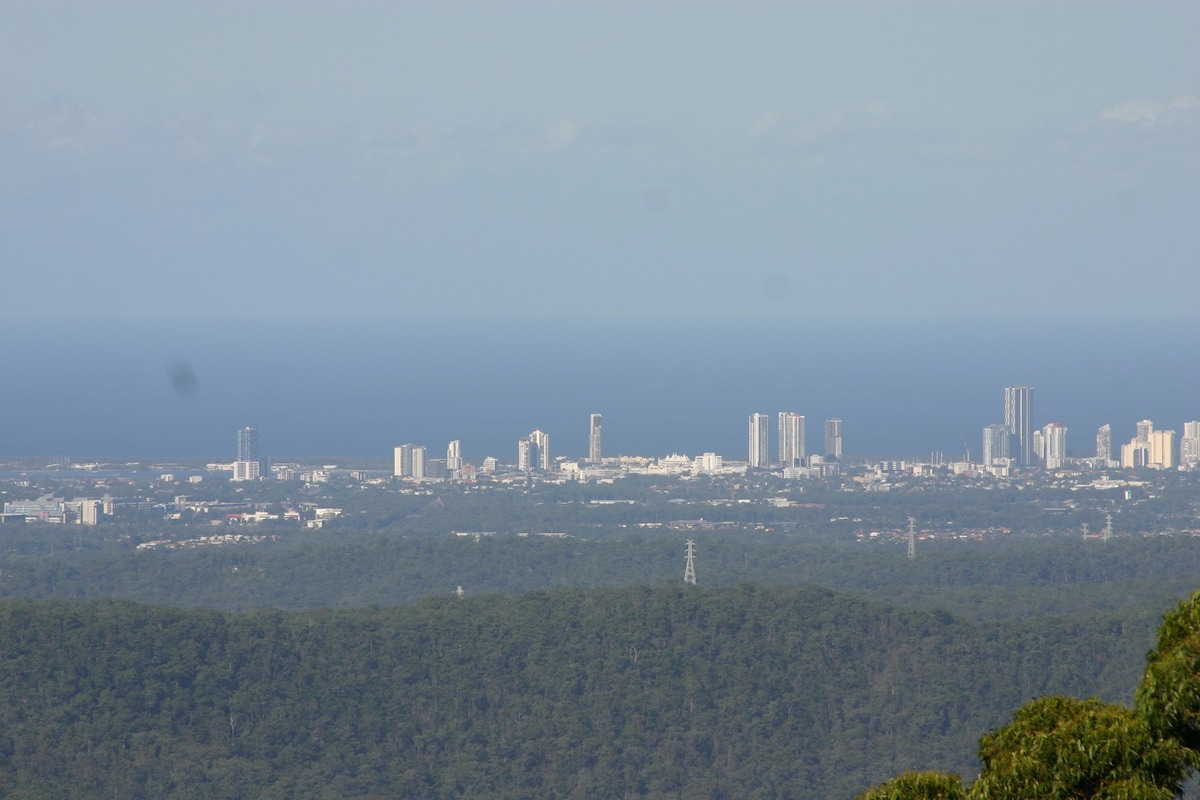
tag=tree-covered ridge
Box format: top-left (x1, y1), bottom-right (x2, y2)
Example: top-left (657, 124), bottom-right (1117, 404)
top-left (4, 531), bottom-right (1200, 621)
top-left (0, 586), bottom-right (1157, 799)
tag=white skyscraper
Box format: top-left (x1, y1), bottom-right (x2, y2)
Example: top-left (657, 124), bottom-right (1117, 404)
top-left (520, 430), bottom-right (551, 472)
top-left (778, 412), bottom-right (805, 468)
top-left (393, 444), bottom-right (426, 478)
top-left (1096, 424), bottom-right (1113, 464)
top-left (1182, 422), bottom-right (1200, 470)
top-left (1148, 429), bottom-right (1176, 470)
top-left (1122, 421), bottom-right (1175, 470)
top-left (531, 430), bottom-right (550, 471)
top-left (824, 419), bottom-right (843, 460)
top-left (982, 424), bottom-right (1010, 467)
top-left (1004, 386), bottom-right (1034, 466)
top-left (589, 414), bottom-right (602, 462)
top-left (748, 413), bottom-right (770, 468)
top-left (447, 440), bottom-right (462, 474)
top-left (1043, 423), bottom-right (1068, 469)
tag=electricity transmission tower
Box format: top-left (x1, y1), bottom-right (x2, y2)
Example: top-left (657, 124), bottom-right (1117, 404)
top-left (907, 517), bottom-right (917, 560)
top-left (1103, 512), bottom-right (1114, 543)
top-left (408, 496), bottom-right (445, 517)
top-left (683, 539), bottom-right (697, 585)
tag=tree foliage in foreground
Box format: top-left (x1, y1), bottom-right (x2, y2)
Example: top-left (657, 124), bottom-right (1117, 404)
top-left (861, 589), bottom-right (1200, 800)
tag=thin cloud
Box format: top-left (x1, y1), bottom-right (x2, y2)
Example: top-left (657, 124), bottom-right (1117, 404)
top-left (1095, 94), bottom-right (1199, 125)
top-left (789, 102), bottom-right (890, 147)
top-left (534, 117), bottom-right (578, 152)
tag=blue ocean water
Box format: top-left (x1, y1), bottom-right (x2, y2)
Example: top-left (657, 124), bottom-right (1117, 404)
top-left (1, 318), bottom-right (1197, 462)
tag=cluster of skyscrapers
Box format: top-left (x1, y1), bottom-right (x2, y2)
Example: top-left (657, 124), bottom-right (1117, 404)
top-left (264, 387), bottom-right (1200, 482)
top-left (1114, 420), bottom-right (1199, 470)
top-left (392, 414), bottom-right (605, 479)
top-left (981, 387), bottom-right (1200, 473)
top-left (748, 413), bottom-right (843, 469)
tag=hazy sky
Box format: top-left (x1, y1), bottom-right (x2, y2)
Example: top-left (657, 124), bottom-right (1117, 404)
top-left (2, 2), bottom-right (1197, 319)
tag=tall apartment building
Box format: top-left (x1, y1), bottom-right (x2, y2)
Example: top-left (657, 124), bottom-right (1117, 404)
top-left (447, 440), bottom-right (462, 473)
top-left (589, 414), bottom-right (603, 462)
top-left (1148, 429), bottom-right (1176, 470)
top-left (237, 427), bottom-right (259, 461)
top-left (748, 413), bottom-right (770, 468)
top-left (1004, 386), bottom-right (1034, 466)
top-left (982, 424), bottom-right (1010, 467)
top-left (824, 418), bottom-right (843, 460)
top-left (235, 426), bottom-right (269, 479)
top-left (1042, 423), bottom-right (1068, 470)
top-left (1120, 421), bottom-right (1176, 470)
top-left (1096, 424), bottom-right (1113, 464)
top-left (394, 444), bottom-right (426, 479)
top-left (1182, 421), bottom-right (1200, 470)
top-left (519, 430), bottom-right (551, 472)
top-left (778, 412), bottom-right (805, 468)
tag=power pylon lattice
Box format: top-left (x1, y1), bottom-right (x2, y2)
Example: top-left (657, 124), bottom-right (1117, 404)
top-left (683, 539), bottom-right (697, 585)
top-left (408, 496), bottom-right (445, 517)
top-left (907, 517), bottom-right (917, 560)
top-left (1103, 513), bottom-right (1114, 543)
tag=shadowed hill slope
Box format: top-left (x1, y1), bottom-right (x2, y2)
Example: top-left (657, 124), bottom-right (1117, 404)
top-left (0, 585), bottom-right (1159, 799)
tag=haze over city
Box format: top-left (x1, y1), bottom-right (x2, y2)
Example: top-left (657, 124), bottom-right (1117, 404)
top-left (3, 7), bottom-right (1200, 797)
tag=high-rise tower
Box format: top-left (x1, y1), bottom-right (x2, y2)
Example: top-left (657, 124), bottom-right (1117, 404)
top-left (394, 444), bottom-right (426, 479)
top-left (531, 430), bottom-right (550, 471)
top-left (982, 424), bottom-right (1010, 467)
top-left (824, 419), bottom-right (843, 461)
top-left (1181, 421), bottom-right (1200, 470)
top-left (748, 413), bottom-right (770, 468)
top-left (1043, 423), bottom-right (1068, 469)
top-left (236, 427), bottom-right (259, 461)
top-left (1096, 424), bottom-right (1112, 464)
top-left (589, 414), bottom-right (602, 462)
top-left (520, 430), bottom-right (551, 472)
top-left (1004, 386), bottom-right (1034, 467)
top-left (778, 412), bottom-right (805, 468)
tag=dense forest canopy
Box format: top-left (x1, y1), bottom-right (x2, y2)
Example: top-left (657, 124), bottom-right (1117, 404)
top-left (0, 586), bottom-right (1165, 799)
top-left (4, 528), bottom-right (1200, 620)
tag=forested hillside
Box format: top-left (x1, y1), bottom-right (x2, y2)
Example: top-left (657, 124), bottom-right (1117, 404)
top-left (0, 586), bottom-right (1162, 799)
top-left (3, 531), bottom-right (1200, 620)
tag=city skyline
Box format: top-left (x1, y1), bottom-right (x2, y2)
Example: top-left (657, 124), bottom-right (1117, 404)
top-left (5, 317), bottom-right (1197, 461)
top-left (366, 400), bottom-right (1200, 477)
